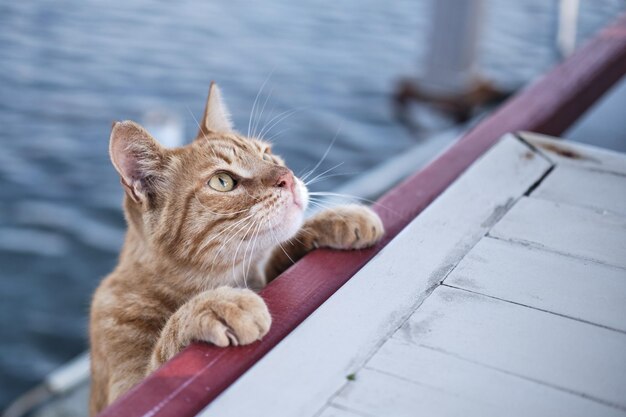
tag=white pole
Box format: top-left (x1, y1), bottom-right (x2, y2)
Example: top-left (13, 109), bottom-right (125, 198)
top-left (557, 0), bottom-right (580, 57)
top-left (422, 0), bottom-right (484, 95)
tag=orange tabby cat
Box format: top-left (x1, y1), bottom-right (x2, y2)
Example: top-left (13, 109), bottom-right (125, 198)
top-left (89, 83), bottom-right (384, 415)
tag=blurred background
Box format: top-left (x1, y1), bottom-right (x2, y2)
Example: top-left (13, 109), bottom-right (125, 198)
top-left (1, 0), bottom-right (626, 414)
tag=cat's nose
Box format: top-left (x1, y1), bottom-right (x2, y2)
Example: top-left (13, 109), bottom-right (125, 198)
top-left (274, 171), bottom-right (294, 190)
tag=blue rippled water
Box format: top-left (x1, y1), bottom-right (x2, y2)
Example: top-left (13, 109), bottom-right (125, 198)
top-left (0, 0), bottom-right (623, 408)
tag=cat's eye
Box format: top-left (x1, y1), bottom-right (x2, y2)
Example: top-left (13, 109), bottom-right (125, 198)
top-left (208, 173), bottom-right (236, 192)
top-left (262, 153), bottom-right (273, 162)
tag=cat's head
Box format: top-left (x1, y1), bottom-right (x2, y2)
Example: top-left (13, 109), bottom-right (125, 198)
top-left (109, 83), bottom-right (308, 269)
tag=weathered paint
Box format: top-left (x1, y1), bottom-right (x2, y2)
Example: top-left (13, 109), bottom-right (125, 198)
top-left (322, 135), bottom-right (626, 417)
top-left (447, 237), bottom-right (626, 332)
top-left (489, 197), bottom-right (626, 269)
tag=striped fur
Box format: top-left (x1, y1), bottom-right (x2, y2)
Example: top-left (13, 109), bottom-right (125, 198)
top-left (89, 85), bottom-right (383, 415)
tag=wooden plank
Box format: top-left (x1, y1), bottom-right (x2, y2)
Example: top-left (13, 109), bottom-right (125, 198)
top-left (198, 136), bottom-right (550, 417)
top-left (332, 368), bottom-right (501, 417)
top-left (446, 237), bottom-right (626, 332)
top-left (520, 131), bottom-right (626, 175)
top-left (489, 197), bottom-right (626, 269)
top-left (396, 286), bottom-right (626, 409)
top-left (330, 338), bottom-right (624, 417)
top-left (317, 406), bottom-right (369, 417)
top-left (531, 164), bottom-right (626, 215)
top-left (100, 12), bottom-right (626, 416)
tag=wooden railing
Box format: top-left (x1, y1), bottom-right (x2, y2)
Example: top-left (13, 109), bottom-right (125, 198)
top-left (99, 12), bottom-right (626, 417)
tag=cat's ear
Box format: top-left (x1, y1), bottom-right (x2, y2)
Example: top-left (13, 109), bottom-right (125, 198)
top-left (197, 82), bottom-right (234, 138)
top-left (109, 121), bottom-right (165, 204)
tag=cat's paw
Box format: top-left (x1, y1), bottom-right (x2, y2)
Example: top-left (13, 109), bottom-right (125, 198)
top-left (192, 287), bottom-right (271, 347)
top-left (308, 204), bottom-right (384, 250)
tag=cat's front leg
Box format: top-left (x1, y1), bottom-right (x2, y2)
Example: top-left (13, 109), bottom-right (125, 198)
top-left (265, 204), bottom-right (384, 280)
top-left (146, 286), bottom-right (271, 374)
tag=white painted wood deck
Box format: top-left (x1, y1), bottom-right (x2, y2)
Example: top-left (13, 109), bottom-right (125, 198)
top-left (200, 132), bottom-right (626, 417)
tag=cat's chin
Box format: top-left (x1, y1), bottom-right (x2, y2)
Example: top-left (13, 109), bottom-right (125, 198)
top-left (268, 204), bottom-right (305, 244)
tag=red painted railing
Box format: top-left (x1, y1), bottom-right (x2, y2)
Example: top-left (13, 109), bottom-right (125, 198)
top-left (99, 12), bottom-right (626, 417)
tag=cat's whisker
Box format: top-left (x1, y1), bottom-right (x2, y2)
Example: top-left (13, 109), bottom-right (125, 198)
top-left (248, 71), bottom-right (274, 138)
top-left (252, 87), bottom-right (275, 139)
top-left (244, 217), bottom-right (265, 287)
top-left (256, 107), bottom-right (299, 139)
top-left (205, 219), bottom-right (250, 271)
top-left (300, 125), bottom-right (342, 182)
top-left (305, 162), bottom-right (344, 185)
top-left (304, 162), bottom-right (344, 186)
top-left (231, 217), bottom-right (260, 286)
top-left (242, 218), bottom-right (264, 289)
top-left (304, 170), bottom-right (360, 187)
top-left (195, 212), bottom-right (255, 258)
top-left (307, 198), bottom-right (336, 209)
top-left (256, 107), bottom-right (302, 141)
top-left (208, 215), bottom-right (256, 275)
top-left (295, 228), bottom-right (315, 239)
top-left (308, 191), bottom-right (400, 216)
top-left (241, 225), bottom-right (256, 288)
top-left (308, 198), bottom-right (370, 223)
top-left (264, 126), bottom-right (292, 144)
top-left (266, 218), bottom-right (297, 266)
top-left (243, 218), bottom-right (264, 288)
top-left (240, 216), bottom-right (259, 287)
top-left (307, 200), bottom-right (355, 222)
top-left (290, 234), bottom-right (309, 246)
top-left (308, 198), bottom-right (386, 223)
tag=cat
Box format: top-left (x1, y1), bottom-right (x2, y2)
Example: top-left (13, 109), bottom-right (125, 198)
top-left (89, 83), bottom-right (384, 416)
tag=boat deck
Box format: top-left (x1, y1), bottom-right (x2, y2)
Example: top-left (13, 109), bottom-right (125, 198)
top-left (200, 132), bottom-right (626, 417)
